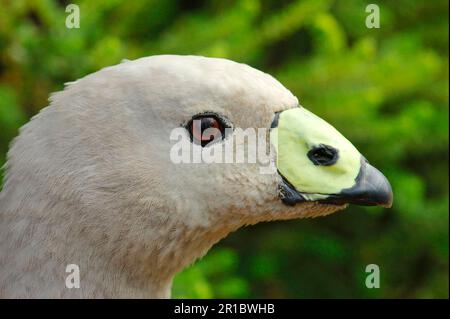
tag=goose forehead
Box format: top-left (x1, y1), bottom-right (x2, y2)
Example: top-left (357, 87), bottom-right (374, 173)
top-left (117, 55), bottom-right (298, 117)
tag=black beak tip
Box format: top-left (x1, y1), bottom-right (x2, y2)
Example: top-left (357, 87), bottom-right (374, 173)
top-left (319, 159), bottom-right (394, 208)
top-left (369, 181), bottom-right (393, 208)
top-left (364, 163), bottom-right (393, 208)
top-left (376, 177), bottom-right (393, 208)
top-left (348, 160), bottom-right (394, 208)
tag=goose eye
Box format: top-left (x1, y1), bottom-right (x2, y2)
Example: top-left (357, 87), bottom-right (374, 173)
top-left (307, 144), bottom-right (339, 166)
top-left (188, 115), bottom-right (225, 147)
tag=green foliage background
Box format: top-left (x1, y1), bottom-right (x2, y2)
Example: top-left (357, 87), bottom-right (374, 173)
top-left (0, 0), bottom-right (448, 298)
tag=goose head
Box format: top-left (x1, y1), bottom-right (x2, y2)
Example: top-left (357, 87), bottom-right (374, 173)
top-left (0, 55), bottom-right (392, 298)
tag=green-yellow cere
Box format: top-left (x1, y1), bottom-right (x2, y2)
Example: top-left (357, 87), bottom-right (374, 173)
top-left (271, 107), bottom-right (361, 195)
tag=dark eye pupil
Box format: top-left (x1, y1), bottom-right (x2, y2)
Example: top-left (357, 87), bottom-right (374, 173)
top-left (201, 118), bottom-right (219, 132)
top-left (307, 144), bottom-right (339, 166)
top-left (189, 115), bottom-right (224, 147)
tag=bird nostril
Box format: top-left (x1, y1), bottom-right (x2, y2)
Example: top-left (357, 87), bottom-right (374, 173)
top-left (307, 144), bottom-right (339, 166)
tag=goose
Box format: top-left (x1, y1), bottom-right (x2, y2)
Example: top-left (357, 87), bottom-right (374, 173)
top-left (0, 55), bottom-right (392, 298)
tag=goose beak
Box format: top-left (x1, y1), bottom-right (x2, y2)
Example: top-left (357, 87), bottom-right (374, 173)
top-left (318, 158), bottom-right (393, 208)
top-left (279, 156), bottom-right (393, 208)
top-left (271, 107), bottom-right (393, 208)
